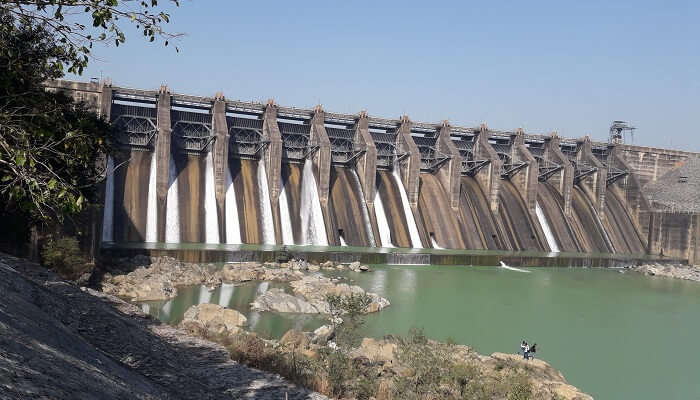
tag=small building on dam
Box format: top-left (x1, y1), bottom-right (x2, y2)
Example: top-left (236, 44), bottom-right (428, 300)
top-left (47, 80), bottom-right (700, 265)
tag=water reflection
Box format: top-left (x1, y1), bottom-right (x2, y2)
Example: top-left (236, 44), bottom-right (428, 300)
top-left (218, 283), bottom-right (235, 307)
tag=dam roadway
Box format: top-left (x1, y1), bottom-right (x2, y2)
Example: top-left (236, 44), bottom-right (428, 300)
top-left (47, 79), bottom-right (700, 265)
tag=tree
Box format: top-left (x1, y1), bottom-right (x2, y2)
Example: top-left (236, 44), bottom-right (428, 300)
top-left (0, 0), bottom-right (181, 74)
top-left (0, 1), bottom-right (180, 254)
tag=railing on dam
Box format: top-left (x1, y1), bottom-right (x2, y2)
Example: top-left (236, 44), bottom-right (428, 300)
top-left (411, 126), bottom-right (451, 172)
top-left (171, 109), bottom-right (215, 154)
top-left (111, 103), bottom-right (158, 149)
top-left (278, 120), bottom-right (312, 161)
top-left (227, 116), bottom-right (266, 159)
top-left (450, 128), bottom-right (489, 176)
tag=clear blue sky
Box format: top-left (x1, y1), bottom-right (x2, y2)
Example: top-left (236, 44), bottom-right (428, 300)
top-left (75, 0), bottom-right (699, 150)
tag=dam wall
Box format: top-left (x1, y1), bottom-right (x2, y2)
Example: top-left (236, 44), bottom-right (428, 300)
top-left (46, 79), bottom-right (698, 263)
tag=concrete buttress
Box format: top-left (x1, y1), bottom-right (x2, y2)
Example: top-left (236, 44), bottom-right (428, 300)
top-left (577, 136), bottom-right (607, 219)
top-left (511, 129), bottom-right (549, 249)
top-left (310, 107), bottom-right (332, 244)
top-left (155, 86), bottom-right (172, 242)
top-left (263, 101), bottom-right (283, 244)
top-left (211, 94), bottom-right (228, 243)
top-left (353, 112), bottom-right (377, 207)
top-left (473, 125), bottom-right (502, 214)
top-left (435, 122), bottom-right (462, 210)
top-left (544, 133), bottom-right (574, 216)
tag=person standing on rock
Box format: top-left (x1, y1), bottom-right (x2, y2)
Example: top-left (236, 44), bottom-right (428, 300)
top-left (519, 340), bottom-right (527, 355)
top-left (528, 343), bottom-right (537, 360)
top-left (523, 343), bottom-right (530, 359)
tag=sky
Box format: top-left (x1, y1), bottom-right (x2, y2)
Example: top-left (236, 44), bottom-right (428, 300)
top-left (73, 0), bottom-right (700, 151)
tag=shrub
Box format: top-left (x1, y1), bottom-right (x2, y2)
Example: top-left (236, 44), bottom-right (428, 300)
top-left (326, 292), bottom-right (373, 348)
top-left (40, 236), bottom-right (89, 279)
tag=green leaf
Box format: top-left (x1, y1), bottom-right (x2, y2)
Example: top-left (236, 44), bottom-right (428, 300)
top-left (15, 153), bottom-right (26, 167)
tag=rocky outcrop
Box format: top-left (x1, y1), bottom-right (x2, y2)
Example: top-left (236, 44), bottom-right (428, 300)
top-left (250, 288), bottom-right (322, 313)
top-left (179, 303), bottom-right (247, 338)
top-left (489, 353), bottom-right (593, 400)
top-left (102, 257), bottom-right (305, 302)
top-left (251, 275), bottom-right (390, 315)
top-left (629, 263), bottom-right (700, 282)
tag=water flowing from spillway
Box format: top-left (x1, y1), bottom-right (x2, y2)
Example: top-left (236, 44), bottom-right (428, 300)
top-left (203, 153), bottom-right (220, 244)
top-left (278, 178), bottom-right (295, 245)
top-left (198, 285), bottom-right (213, 305)
top-left (374, 188), bottom-right (394, 248)
top-left (165, 157), bottom-right (181, 243)
top-left (144, 151), bottom-right (158, 242)
top-left (536, 201), bottom-right (560, 252)
top-left (102, 156), bottom-right (115, 242)
top-left (218, 283), bottom-right (235, 307)
top-left (300, 159), bottom-right (328, 246)
top-left (257, 159), bottom-right (275, 245)
top-left (349, 169), bottom-right (376, 246)
top-left (224, 164), bottom-right (241, 244)
top-left (339, 236), bottom-right (348, 246)
top-left (430, 236), bottom-right (444, 249)
top-left (393, 162), bottom-right (422, 248)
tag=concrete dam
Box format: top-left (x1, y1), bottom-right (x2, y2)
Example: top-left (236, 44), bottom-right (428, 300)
top-left (49, 80), bottom-right (700, 264)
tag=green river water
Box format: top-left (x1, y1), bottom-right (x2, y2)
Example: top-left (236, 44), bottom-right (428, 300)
top-left (140, 265), bottom-right (700, 399)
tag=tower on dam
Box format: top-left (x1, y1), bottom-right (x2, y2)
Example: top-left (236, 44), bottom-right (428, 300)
top-left (47, 79), bottom-right (700, 264)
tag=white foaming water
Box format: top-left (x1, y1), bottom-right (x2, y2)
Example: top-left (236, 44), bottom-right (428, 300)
top-left (393, 162), bottom-right (422, 248)
top-left (198, 285), bottom-right (213, 304)
top-left (165, 158), bottom-right (181, 243)
top-left (257, 159), bottom-right (275, 245)
top-left (145, 151), bottom-right (158, 242)
top-left (278, 178), bottom-right (295, 245)
top-left (535, 201), bottom-right (560, 252)
top-left (224, 164), bottom-right (241, 244)
top-left (102, 156), bottom-right (115, 242)
top-left (431, 236), bottom-right (444, 249)
top-left (141, 303), bottom-right (150, 314)
top-left (256, 281), bottom-right (270, 295)
top-left (218, 283), bottom-right (235, 307)
top-left (349, 168), bottom-right (376, 246)
top-left (374, 189), bottom-right (394, 248)
top-left (300, 160), bottom-right (328, 245)
top-left (160, 300), bottom-right (172, 319)
top-left (499, 261), bottom-right (531, 273)
top-left (204, 153), bottom-right (220, 244)
top-left (339, 235), bottom-right (348, 246)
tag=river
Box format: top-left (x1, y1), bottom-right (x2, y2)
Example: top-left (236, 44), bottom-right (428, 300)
top-left (139, 265), bottom-right (700, 399)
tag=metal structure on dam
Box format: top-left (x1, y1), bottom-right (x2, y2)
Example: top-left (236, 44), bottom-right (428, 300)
top-left (48, 80), bottom-right (700, 264)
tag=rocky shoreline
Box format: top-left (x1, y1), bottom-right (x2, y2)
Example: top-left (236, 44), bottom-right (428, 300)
top-left (626, 262), bottom-right (700, 283)
top-left (177, 300), bottom-right (592, 400)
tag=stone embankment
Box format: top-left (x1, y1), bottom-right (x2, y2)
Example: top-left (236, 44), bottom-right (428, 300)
top-left (101, 256), bottom-right (388, 314)
top-left (628, 262), bottom-right (700, 283)
top-left (0, 252), bottom-right (327, 400)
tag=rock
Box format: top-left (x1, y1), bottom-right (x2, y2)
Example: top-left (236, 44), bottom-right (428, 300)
top-left (311, 325), bottom-right (334, 344)
top-left (356, 338), bottom-right (397, 364)
top-left (308, 264), bottom-right (320, 272)
top-left (180, 304), bottom-right (246, 338)
top-left (348, 261), bottom-right (361, 272)
top-left (321, 261), bottom-right (335, 269)
top-left (335, 264), bottom-right (345, 270)
top-left (280, 329), bottom-right (309, 349)
top-left (250, 288), bottom-right (321, 313)
top-left (359, 265), bottom-right (370, 272)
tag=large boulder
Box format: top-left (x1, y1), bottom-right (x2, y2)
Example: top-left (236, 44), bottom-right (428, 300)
top-left (311, 325), bottom-right (334, 344)
top-left (280, 329), bottom-right (310, 349)
top-left (355, 338), bottom-right (397, 365)
top-left (180, 303), bottom-right (246, 338)
top-left (250, 288), bottom-right (322, 313)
